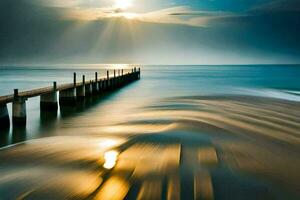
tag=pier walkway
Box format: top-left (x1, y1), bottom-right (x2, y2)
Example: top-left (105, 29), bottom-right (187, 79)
top-left (0, 68), bottom-right (140, 128)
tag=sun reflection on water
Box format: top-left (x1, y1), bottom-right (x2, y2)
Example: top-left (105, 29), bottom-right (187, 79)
top-left (108, 64), bottom-right (131, 70)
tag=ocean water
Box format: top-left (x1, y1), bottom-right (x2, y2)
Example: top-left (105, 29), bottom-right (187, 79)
top-left (0, 65), bottom-right (300, 142)
top-left (0, 65), bottom-right (300, 199)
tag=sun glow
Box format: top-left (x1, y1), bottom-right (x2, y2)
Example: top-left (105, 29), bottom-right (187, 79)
top-left (114, 0), bottom-right (133, 10)
top-left (122, 12), bottom-right (137, 19)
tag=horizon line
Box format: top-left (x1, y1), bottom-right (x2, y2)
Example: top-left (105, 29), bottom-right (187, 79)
top-left (1, 63), bottom-right (300, 68)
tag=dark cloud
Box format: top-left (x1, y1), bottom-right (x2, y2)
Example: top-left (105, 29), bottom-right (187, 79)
top-left (250, 0), bottom-right (300, 12)
top-left (168, 11), bottom-right (229, 16)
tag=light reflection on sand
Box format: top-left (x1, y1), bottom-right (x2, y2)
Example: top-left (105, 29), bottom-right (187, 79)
top-left (103, 150), bottom-right (119, 169)
top-left (94, 176), bottom-right (130, 200)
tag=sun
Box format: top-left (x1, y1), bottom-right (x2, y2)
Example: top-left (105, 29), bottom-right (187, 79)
top-left (114, 0), bottom-right (133, 10)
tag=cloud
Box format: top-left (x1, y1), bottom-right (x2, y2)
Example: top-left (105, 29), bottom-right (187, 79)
top-left (24, 0), bottom-right (235, 26)
top-left (1, 0), bottom-right (300, 64)
top-left (28, 0), bottom-right (82, 7)
top-left (250, 0), bottom-right (300, 12)
top-left (136, 6), bottom-right (235, 26)
top-left (57, 5), bottom-right (235, 27)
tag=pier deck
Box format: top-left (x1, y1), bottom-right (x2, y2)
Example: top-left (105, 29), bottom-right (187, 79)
top-left (0, 68), bottom-right (140, 127)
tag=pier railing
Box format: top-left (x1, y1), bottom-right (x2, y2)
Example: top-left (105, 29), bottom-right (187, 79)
top-left (0, 67), bottom-right (140, 128)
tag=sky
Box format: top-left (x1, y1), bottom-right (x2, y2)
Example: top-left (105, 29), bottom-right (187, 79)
top-left (0, 0), bottom-right (299, 65)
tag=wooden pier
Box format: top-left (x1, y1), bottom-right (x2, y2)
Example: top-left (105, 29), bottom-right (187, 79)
top-left (0, 68), bottom-right (140, 128)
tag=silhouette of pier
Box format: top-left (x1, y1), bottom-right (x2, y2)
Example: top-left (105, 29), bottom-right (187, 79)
top-left (0, 68), bottom-right (140, 128)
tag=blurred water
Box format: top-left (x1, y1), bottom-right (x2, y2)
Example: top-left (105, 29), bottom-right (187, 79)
top-left (0, 65), bottom-right (300, 199)
top-left (1, 65), bottom-right (300, 96)
top-left (0, 64), bottom-right (300, 145)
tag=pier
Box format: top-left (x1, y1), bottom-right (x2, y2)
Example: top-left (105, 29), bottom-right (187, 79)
top-left (0, 68), bottom-right (140, 128)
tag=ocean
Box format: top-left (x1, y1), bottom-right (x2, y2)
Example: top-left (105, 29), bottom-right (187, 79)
top-left (0, 64), bottom-right (299, 199)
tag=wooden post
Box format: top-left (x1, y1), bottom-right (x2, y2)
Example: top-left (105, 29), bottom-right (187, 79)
top-left (95, 72), bottom-right (98, 82)
top-left (107, 70), bottom-right (110, 89)
top-left (113, 70), bottom-right (116, 87)
top-left (53, 81), bottom-right (57, 91)
top-left (96, 72), bottom-right (101, 92)
top-left (14, 89), bottom-right (18, 98)
top-left (73, 72), bottom-right (76, 86)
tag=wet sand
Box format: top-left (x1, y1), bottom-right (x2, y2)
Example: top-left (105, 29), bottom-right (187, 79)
top-left (0, 95), bottom-right (299, 199)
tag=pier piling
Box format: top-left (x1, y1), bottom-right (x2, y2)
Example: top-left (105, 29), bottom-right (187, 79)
top-left (59, 88), bottom-right (76, 106)
top-left (85, 81), bottom-right (93, 96)
top-left (0, 103), bottom-right (10, 129)
top-left (92, 72), bottom-right (99, 94)
top-left (113, 70), bottom-right (116, 88)
top-left (77, 75), bottom-right (86, 100)
top-left (59, 72), bottom-right (77, 106)
top-left (138, 68), bottom-right (141, 79)
top-left (40, 82), bottom-right (58, 111)
top-left (12, 89), bottom-right (27, 126)
top-left (92, 81), bottom-right (99, 94)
